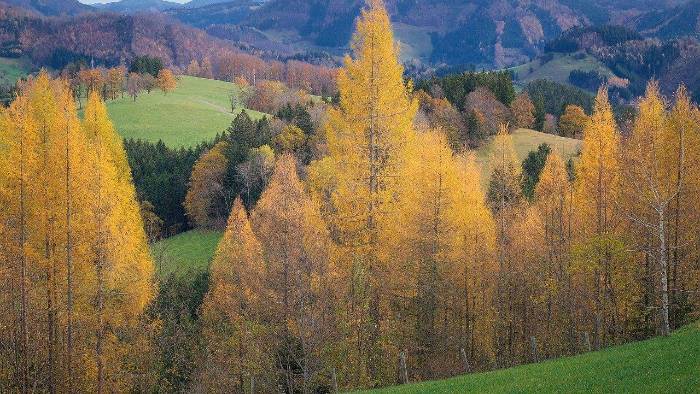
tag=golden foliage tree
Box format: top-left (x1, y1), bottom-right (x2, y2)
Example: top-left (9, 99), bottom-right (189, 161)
top-left (308, 0), bottom-right (418, 385)
top-left (573, 87), bottom-right (633, 349)
top-left (199, 197), bottom-right (272, 392)
top-left (251, 155), bottom-right (334, 391)
top-left (184, 142), bottom-right (231, 229)
top-left (0, 73), bottom-right (155, 392)
top-left (156, 68), bottom-right (177, 94)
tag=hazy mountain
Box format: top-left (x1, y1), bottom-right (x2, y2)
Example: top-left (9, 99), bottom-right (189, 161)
top-left (1, 0), bottom-right (93, 15)
top-left (234, 0), bottom-right (684, 67)
top-left (95, 0), bottom-right (182, 13)
top-left (183, 0), bottom-right (251, 8)
top-left (167, 0), bottom-right (262, 27)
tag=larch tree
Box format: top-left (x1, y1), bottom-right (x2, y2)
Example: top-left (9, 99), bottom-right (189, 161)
top-left (0, 73), bottom-right (154, 392)
top-left (251, 155), bottom-right (334, 392)
top-left (485, 125), bottom-right (523, 366)
top-left (83, 90), bottom-right (156, 392)
top-left (573, 86), bottom-right (630, 349)
top-left (156, 69), bottom-right (177, 94)
top-left (307, 0), bottom-right (418, 385)
top-left (620, 82), bottom-right (697, 336)
top-left (534, 153), bottom-right (577, 353)
top-left (664, 86), bottom-right (700, 329)
top-left (453, 154), bottom-right (497, 369)
top-left (199, 197), bottom-right (272, 393)
top-left (184, 141), bottom-right (231, 229)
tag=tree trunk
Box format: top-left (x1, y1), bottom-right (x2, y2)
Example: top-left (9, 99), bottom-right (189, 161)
top-left (66, 117), bottom-right (74, 393)
top-left (659, 209), bottom-right (670, 336)
top-left (19, 118), bottom-right (29, 394)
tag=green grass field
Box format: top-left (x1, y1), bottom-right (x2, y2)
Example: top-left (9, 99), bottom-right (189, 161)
top-left (104, 75), bottom-right (265, 147)
top-left (151, 229), bottom-right (223, 278)
top-left (366, 322), bottom-right (700, 393)
top-left (475, 128), bottom-right (581, 186)
top-left (0, 57), bottom-right (32, 85)
top-left (510, 53), bottom-right (614, 90)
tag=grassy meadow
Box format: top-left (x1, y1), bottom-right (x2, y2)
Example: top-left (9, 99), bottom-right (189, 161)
top-left (365, 322), bottom-right (700, 393)
top-left (151, 229), bottom-right (223, 278)
top-left (0, 57), bottom-right (32, 85)
top-left (476, 128), bottom-right (581, 185)
top-left (510, 53), bottom-right (615, 90)
top-left (103, 75), bottom-right (265, 147)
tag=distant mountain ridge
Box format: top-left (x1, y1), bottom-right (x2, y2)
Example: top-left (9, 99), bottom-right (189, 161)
top-left (94, 0), bottom-right (182, 13)
top-left (1, 0), bottom-right (93, 15)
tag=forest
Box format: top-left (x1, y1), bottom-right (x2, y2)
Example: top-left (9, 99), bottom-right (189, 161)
top-left (0, 1), bottom-right (699, 393)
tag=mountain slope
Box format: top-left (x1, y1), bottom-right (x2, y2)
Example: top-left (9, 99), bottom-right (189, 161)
top-left (367, 322), bottom-right (700, 393)
top-left (240, 0), bottom-right (679, 67)
top-left (95, 0), bottom-right (182, 13)
top-left (1, 0), bottom-right (93, 15)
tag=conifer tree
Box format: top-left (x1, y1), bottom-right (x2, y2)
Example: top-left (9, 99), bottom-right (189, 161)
top-left (200, 197), bottom-right (272, 392)
top-left (308, 0), bottom-right (418, 385)
top-left (574, 87), bottom-right (628, 349)
top-left (251, 155), bottom-right (334, 391)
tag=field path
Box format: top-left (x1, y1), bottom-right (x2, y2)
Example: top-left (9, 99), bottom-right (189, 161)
top-left (196, 98), bottom-right (235, 116)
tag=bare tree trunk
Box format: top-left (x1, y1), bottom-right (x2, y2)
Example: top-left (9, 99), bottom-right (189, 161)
top-left (658, 209), bottom-right (670, 336)
top-left (65, 115), bottom-right (74, 393)
top-left (19, 118), bottom-right (29, 394)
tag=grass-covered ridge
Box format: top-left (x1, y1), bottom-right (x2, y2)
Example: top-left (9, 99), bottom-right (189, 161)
top-left (104, 75), bottom-right (265, 147)
top-left (510, 53), bottom-right (614, 90)
top-left (0, 57), bottom-right (32, 85)
top-left (367, 322), bottom-right (700, 393)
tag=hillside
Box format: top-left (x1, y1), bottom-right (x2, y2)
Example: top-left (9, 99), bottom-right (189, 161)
top-left (240, 0), bottom-right (677, 68)
top-left (104, 75), bottom-right (265, 147)
top-left (510, 53), bottom-right (615, 90)
top-left (1, 0), bottom-right (93, 16)
top-left (366, 322), bottom-right (700, 393)
top-left (95, 0), bottom-right (182, 13)
top-left (0, 56), bottom-right (31, 84)
top-left (0, 7), bottom-right (242, 69)
top-left (476, 128), bottom-right (581, 185)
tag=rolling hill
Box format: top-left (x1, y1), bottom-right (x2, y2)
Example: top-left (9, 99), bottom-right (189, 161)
top-left (476, 128), bottom-right (581, 186)
top-left (0, 56), bottom-right (31, 85)
top-left (103, 75), bottom-right (265, 147)
top-left (364, 321), bottom-right (700, 393)
top-left (510, 53), bottom-right (615, 90)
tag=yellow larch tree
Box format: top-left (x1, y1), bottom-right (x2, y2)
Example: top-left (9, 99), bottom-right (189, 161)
top-left (251, 155), bottom-right (334, 392)
top-left (0, 73), bottom-right (153, 392)
top-left (307, 0), bottom-right (418, 385)
top-left (620, 82), bottom-right (700, 336)
top-left (184, 141), bottom-right (231, 229)
top-left (573, 86), bottom-right (632, 349)
top-left (453, 154), bottom-right (497, 370)
top-left (664, 86), bottom-right (700, 330)
top-left (534, 153), bottom-right (577, 355)
top-left (199, 197), bottom-right (272, 393)
top-left (485, 125), bottom-right (523, 366)
top-left (83, 90), bottom-right (156, 392)
top-left (156, 69), bottom-right (177, 94)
